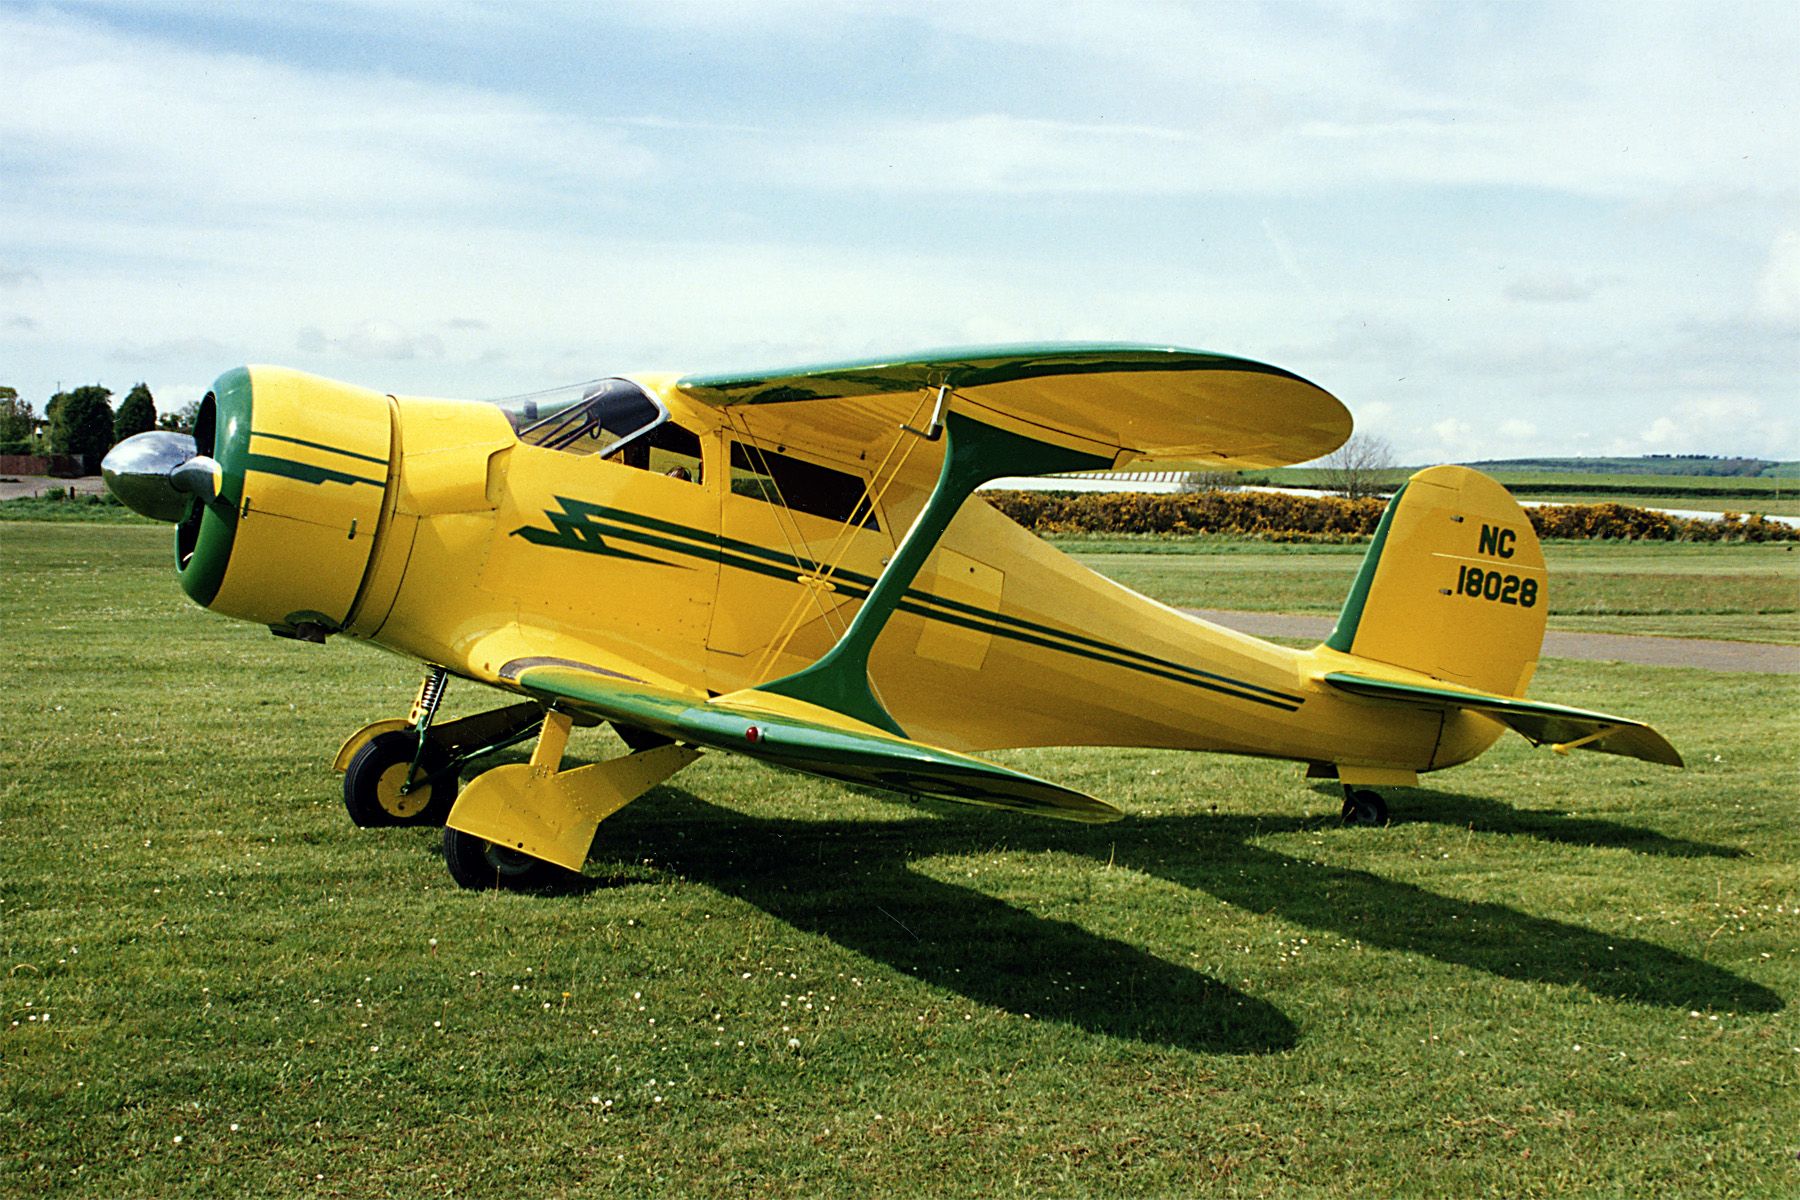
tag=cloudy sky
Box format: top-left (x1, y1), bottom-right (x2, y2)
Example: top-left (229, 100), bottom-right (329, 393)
top-left (3, 0), bottom-right (1796, 463)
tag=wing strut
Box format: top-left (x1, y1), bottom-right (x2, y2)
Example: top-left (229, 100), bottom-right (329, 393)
top-left (758, 410), bottom-right (1110, 735)
top-left (747, 388), bottom-right (936, 683)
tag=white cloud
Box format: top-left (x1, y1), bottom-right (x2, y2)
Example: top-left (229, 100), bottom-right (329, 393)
top-left (734, 2), bottom-right (1800, 202)
top-left (1261, 219), bottom-right (1319, 299)
top-left (110, 337), bottom-right (231, 364)
top-left (298, 321), bottom-right (446, 362)
top-left (1626, 394), bottom-right (1797, 458)
top-left (1504, 275), bottom-right (1598, 304)
top-left (1384, 412), bottom-right (1545, 465)
top-left (2, 10), bottom-right (655, 219)
top-left (1429, 416), bottom-right (1474, 451)
top-left (152, 382), bottom-right (211, 419)
top-left (1754, 230), bottom-right (1800, 325)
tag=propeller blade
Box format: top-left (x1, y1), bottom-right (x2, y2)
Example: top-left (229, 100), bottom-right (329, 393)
top-left (170, 455), bottom-right (223, 505)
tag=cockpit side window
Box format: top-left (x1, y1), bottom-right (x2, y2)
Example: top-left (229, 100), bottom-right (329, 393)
top-left (644, 422), bottom-right (703, 483)
top-left (517, 378), bottom-right (666, 459)
top-left (729, 442), bottom-right (879, 529)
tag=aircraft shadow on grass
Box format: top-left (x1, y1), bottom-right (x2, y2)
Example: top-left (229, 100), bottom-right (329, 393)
top-left (1359, 786), bottom-right (1747, 860)
top-left (554, 787), bottom-right (1781, 1057)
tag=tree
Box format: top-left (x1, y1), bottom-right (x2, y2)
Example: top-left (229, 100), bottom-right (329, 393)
top-left (158, 398), bottom-right (202, 435)
top-left (1319, 433), bottom-right (1398, 501)
top-left (48, 385), bottom-right (115, 472)
top-left (0, 387), bottom-right (32, 452)
top-left (115, 383), bottom-right (158, 441)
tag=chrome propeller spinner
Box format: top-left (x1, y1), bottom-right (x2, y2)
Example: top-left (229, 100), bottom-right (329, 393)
top-left (101, 431), bottom-right (223, 522)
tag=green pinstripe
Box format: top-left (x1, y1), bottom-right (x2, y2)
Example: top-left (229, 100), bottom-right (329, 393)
top-left (250, 431), bottom-right (390, 468)
top-left (511, 495), bottom-right (1306, 713)
top-left (242, 453), bottom-right (384, 489)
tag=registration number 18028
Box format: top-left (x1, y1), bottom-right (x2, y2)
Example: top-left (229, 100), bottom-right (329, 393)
top-left (1455, 564), bottom-right (1539, 608)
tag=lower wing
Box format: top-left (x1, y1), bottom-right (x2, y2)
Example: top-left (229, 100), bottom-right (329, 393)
top-left (511, 662), bottom-right (1122, 823)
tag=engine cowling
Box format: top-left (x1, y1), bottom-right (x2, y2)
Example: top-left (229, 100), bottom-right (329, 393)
top-left (170, 366), bottom-right (394, 635)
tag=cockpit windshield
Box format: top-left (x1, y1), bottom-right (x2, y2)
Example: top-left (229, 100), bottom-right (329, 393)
top-left (514, 378), bottom-right (667, 459)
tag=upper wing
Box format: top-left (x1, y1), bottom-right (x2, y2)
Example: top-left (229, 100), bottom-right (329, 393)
top-left (1322, 672), bottom-right (1683, 767)
top-left (511, 661), bottom-right (1123, 823)
top-left (672, 342), bottom-right (1351, 470)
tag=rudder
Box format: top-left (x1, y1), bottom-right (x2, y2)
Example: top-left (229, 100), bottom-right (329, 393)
top-left (1325, 466), bottom-right (1546, 697)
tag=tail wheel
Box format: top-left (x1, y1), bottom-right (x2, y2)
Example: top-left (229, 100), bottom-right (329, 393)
top-left (343, 731), bottom-right (459, 828)
top-left (442, 827), bottom-right (572, 892)
top-left (1341, 788), bottom-right (1389, 827)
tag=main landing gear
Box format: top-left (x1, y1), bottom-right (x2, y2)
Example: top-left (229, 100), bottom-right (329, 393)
top-left (1340, 786), bottom-right (1389, 826)
top-left (441, 826), bottom-right (566, 892)
top-left (335, 667), bottom-right (702, 892)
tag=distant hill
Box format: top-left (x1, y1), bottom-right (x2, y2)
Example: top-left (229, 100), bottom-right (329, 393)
top-left (1459, 455), bottom-right (1778, 478)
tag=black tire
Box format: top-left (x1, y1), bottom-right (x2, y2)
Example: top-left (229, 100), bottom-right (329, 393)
top-left (442, 827), bottom-right (573, 892)
top-left (1341, 788), bottom-right (1389, 827)
top-left (343, 731), bottom-right (459, 828)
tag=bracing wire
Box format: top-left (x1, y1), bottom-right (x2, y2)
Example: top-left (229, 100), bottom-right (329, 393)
top-left (741, 388), bottom-right (942, 684)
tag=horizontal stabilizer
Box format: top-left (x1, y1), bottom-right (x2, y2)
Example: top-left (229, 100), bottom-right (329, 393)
top-left (1323, 672), bottom-right (1683, 768)
top-left (511, 663), bottom-right (1122, 823)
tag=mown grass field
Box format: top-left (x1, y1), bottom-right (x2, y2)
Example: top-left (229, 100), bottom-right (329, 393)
top-left (3, 523), bottom-right (1797, 1197)
top-left (0, 495), bottom-right (154, 523)
top-left (1061, 537), bottom-right (1800, 646)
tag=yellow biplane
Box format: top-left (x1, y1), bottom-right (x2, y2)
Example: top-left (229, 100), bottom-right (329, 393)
top-left (102, 344), bottom-right (1681, 890)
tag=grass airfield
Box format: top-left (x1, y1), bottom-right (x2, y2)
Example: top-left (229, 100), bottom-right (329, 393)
top-left (2, 523), bottom-right (1796, 1197)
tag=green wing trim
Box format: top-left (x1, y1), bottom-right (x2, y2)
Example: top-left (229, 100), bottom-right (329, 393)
top-left (675, 341), bottom-right (1351, 471)
top-left (675, 342), bottom-right (1311, 406)
top-left (1322, 673), bottom-right (1683, 767)
top-left (509, 663), bottom-right (1124, 823)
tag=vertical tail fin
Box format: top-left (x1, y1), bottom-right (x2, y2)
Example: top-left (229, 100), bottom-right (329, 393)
top-left (1325, 466), bottom-right (1546, 698)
